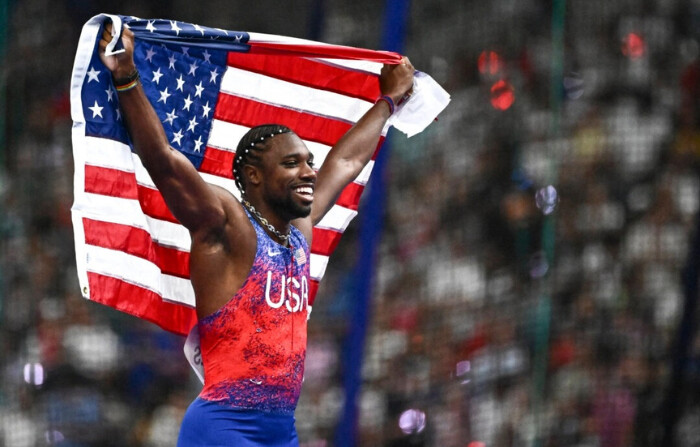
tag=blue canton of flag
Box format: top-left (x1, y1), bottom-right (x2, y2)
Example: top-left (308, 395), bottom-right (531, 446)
top-left (134, 43), bottom-right (224, 168)
top-left (79, 17), bottom-right (249, 169)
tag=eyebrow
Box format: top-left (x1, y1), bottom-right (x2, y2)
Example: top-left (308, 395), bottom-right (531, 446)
top-left (282, 152), bottom-right (314, 162)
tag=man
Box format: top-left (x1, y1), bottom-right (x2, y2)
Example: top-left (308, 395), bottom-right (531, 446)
top-left (99, 22), bottom-right (414, 446)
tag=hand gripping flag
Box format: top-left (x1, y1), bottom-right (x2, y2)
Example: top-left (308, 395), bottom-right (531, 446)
top-left (70, 14), bottom-right (449, 337)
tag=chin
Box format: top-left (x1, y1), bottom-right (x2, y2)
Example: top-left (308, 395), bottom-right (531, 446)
top-left (292, 204), bottom-right (312, 219)
top-left (278, 198), bottom-right (311, 220)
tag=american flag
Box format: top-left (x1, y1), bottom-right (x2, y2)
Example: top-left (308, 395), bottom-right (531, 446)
top-left (71, 14), bottom-right (441, 336)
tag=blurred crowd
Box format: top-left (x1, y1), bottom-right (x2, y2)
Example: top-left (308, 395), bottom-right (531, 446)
top-left (2, 0), bottom-right (700, 446)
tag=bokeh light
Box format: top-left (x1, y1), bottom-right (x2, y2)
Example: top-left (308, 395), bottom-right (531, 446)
top-left (398, 409), bottom-right (426, 435)
top-left (490, 80), bottom-right (515, 110)
top-left (45, 430), bottom-right (65, 444)
top-left (622, 32), bottom-right (645, 59)
top-left (529, 251), bottom-right (549, 279)
top-left (563, 72), bottom-right (584, 100)
top-left (535, 185), bottom-right (559, 215)
top-left (478, 50), bottom-right (503, 75)
top-left (456, 360), bottom-right (471, 384)
top-left (23, 362), bottom-right (44, 386)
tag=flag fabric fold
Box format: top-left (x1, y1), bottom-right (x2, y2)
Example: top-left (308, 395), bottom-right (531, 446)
top-left (71, 14), bottom-right (447, 336)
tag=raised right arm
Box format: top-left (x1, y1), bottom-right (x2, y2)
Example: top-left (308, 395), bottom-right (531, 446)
top-left (98, 23), bottom-right (227, 236)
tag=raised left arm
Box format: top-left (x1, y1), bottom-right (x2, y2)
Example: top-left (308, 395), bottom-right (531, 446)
top-left (309, 57), bottom-right (415, 226)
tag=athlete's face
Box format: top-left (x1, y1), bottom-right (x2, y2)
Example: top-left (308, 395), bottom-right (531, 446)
top-left (260, 133), bottom-right (316, 220)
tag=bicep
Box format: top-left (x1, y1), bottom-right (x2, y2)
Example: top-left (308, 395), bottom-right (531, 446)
top-left (147, 146), bottom-right (227, 233)
top-left (309, 157), bottom-right (363, 226)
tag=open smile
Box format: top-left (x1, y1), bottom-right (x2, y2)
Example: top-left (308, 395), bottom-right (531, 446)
top-left (293, 185), bottom-right (314, 202)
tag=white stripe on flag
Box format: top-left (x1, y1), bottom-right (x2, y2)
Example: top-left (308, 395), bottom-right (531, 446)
top-left (309, 253), bottom-right (329, 281)
top-left (315, 205), bottom-right (358, 232)
top-left (85, 244), bottom-right (196, 306)
top-left (81, 135), bottom-right (239, 192)
top-left (208, 119), bottom-right (333, 163)
top-left (74, 193), bottom-right (192, 251)
top-left (220, 66), bottom-right (373, 123)
top-left (83, 136), bottom-right (137, 172)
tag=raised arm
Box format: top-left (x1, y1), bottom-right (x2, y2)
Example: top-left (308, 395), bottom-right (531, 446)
top-left (309, 58), bottom-right (415, 226)
top-left (98, 23), bottom-right (227, 237)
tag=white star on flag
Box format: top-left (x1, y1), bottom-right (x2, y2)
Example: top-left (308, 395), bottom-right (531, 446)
top-left (163, 108), bottom-right (178, 125)
top-left (188, 63), bottom-right (198, 76)
top-left (209, 69), bottom-right (219, 84)
top-left (182, 95), bottom-right (193, 111)
top-left (152, 67), bottom-right (164, 84)
top-left (86, 66), bottom-right (100, 83)
top-left (170, 20), bottom-right (181, 35)
top-left (175, 75), bottom-right (186, 91)
top-left (88, 100), bottom-right (103, 118)
top-left (145, 20), bottom-right (156, 32)
top-left (194, 82), bottom-right (204, 98)
top-left (171, 129), bottom-right (184, 145)
top-left (187, 117), bottom-right (198, 132)
top-left (201, 101), bottom-right (211, 118)
top-left (145, 47), bottom-right (156, 62)
top-left (194, 135), bottom-right (203, 152)
top-left (158, 87), bottom-right (171, 104)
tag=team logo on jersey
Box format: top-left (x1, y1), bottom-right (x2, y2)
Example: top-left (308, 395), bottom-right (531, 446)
top-left (265, 271), bottom-right (309, 313)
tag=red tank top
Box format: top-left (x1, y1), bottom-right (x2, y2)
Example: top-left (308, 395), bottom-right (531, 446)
top-left (197, 211), bottom-right (310, 415)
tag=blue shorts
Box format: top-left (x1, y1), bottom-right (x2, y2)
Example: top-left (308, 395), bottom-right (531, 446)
top-left (177, 398), bottom-right (299, 447)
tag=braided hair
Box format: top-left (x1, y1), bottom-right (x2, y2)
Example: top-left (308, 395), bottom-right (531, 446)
top-left (233, 124), bottom-right (293, 195)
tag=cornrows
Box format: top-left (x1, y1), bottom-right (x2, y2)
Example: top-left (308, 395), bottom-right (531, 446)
top-left (233, 124), bottom-right (292, 194)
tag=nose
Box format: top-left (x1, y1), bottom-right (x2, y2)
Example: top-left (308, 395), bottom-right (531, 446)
top-left (301, 161), bottom-right (317, 182)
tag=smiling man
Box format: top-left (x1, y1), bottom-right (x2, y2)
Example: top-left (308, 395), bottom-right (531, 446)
top-left (98, 22), bottom-right (414, 447)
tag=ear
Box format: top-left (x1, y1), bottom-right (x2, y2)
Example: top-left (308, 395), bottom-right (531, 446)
top-left (244, 165), bottom-right (262, 187)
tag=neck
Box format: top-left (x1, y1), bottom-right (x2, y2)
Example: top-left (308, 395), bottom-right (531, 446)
top-left (242, 198), bottom-right (291, 245)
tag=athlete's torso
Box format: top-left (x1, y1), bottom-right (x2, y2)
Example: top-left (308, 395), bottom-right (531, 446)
top-left (197, 210), bottom-right (310, 415)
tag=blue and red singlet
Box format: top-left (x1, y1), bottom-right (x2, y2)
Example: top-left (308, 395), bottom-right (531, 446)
top-left (178, 210), bottom-right (310, 447)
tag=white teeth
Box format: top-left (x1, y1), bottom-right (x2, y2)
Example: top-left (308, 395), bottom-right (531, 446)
top-left (295, 187), bottom-right (313, 195)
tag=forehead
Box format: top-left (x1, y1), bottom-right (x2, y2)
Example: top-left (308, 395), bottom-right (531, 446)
top-left (266, 132), bottom-right (311, 158)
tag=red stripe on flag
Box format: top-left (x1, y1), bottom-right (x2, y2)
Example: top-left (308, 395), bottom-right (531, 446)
top-left (227, 53), bottom-right (380, 102)
top-left (336, 182), bottom-right (365, 210)
top-left (84, 165), bottom-right (178, 223)
top-left (83, 218), bottom-right (190, 278)
top-left (309, 279), bottom-right (320, 307)
top-left (200, 146), bottom-right (235, 179)
top-left (246, 42), bottom-right (402, 65)
top-left (85, 165), bottom-right (138, 199)
top-left (87, 272), bottom-right (196, 336)
top-left (311, 228), bottom-right (343, 257)
top-left (138, 185), bottom-right (178, 223)
top-left (214, 93), bottom-right (352, 147)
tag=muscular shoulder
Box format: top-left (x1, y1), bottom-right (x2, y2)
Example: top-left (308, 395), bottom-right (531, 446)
top-left (192, 185), bottom-right (255, 249)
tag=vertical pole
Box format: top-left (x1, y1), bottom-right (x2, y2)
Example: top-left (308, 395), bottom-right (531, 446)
top-left (662, 203), bottom-right (700, 446)
top-left (532, 1), bottom-right (565, 446)
top-left (0, 0), bottom-right (10, 320)
top-left (334, 1), bottom-right (410, 446)
top-left (0, 0), bottom-right (9, 169)
top-left (307, 0), bottom-right (325, 42)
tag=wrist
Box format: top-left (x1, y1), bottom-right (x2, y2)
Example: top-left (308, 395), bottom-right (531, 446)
top-left (113, 69), bottom-right (140, 92)
top-left (111, 64), bottom-right (138, 82)
top-left (375, 95), bottom-right (395, 115)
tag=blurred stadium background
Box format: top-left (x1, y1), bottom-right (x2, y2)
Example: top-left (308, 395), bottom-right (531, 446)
top-left (2, 0), bottom-right (700, 445)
